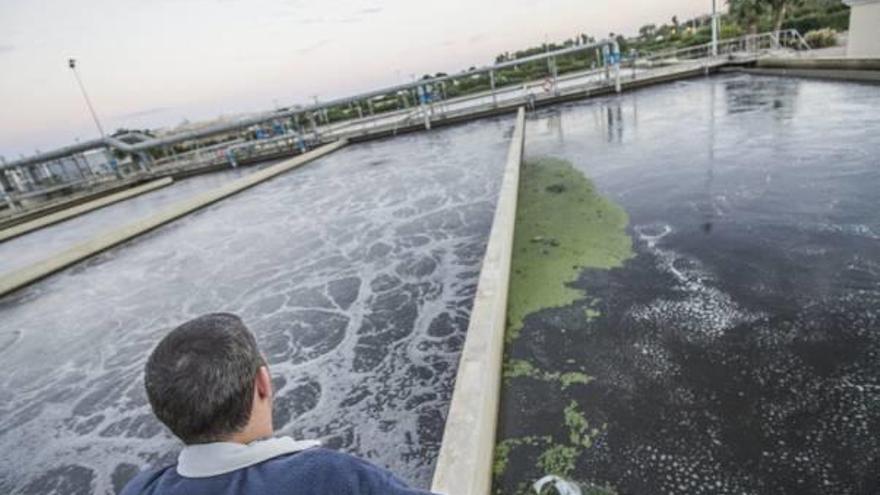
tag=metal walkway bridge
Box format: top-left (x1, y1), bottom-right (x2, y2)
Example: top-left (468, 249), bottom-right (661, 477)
top-left (0, 30), bottom-right (810, 217)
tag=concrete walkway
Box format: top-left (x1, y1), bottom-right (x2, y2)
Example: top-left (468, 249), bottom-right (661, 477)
top-left (0, 140), bottom-right (346, 298)
top-left (0, 177), bottom-right (173, 243)
top-left (431, 108), bottom-right (525, 495)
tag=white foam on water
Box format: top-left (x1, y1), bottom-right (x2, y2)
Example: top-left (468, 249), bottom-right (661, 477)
top-left (0, 120), bottom-right (511, 494)
top-left (630, 223), bottom-right (763, 345)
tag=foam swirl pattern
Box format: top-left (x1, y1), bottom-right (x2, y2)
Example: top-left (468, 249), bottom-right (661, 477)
top-left (0, 118), bottom-right (510, 494)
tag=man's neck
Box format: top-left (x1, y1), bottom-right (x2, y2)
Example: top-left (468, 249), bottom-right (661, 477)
top-left (224, 426), bottom-right (272, 445)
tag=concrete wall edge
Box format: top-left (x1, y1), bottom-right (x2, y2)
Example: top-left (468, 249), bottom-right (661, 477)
top-left (0, 177), bottom-right (174, 243)
top-left (431, 107), bottom-right (525, 495)
top-left (0, 140), bottom-right (347, 298)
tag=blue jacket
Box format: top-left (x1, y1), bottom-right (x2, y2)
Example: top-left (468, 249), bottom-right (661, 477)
top-left (122, 445), bottom-right (435, 495)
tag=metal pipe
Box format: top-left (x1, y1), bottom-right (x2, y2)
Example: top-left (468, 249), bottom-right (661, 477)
top-left (7, 39), bottom-right (618, 172)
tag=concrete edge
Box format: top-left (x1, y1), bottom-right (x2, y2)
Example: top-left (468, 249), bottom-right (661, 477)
top-left (722, 66), bottom-right (880, 84)
top-left (0, 177), bottom-right (174, 243)
top-left (756, 57), bottom-right (880, 71)
top-left (348, 65), bottom-right (720, 144)
top-left (431, 108), bottom-right (525, 495)
top-left (0, 177), bottom-right (154, 230)
top-left (0, 140), bottom-right (347, 299)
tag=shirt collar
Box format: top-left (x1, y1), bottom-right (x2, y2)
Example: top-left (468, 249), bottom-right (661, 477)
top-left (177, 436), bottom-right (321, 478)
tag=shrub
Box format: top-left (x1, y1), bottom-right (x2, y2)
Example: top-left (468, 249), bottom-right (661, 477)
top-left (783, 10), bottom-right (849, 34)
top-left (804, 28), bottom-right (839, 48)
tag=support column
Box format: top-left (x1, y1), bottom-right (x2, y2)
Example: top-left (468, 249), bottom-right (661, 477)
top-left (602, 46), bottom-right (610, 80)
top-left (138, 152), bottom-right (154, 172)
top-left (72, 156), bottom-right (88, 179)
top-left (0, 170), bottom-right (17, 211)
top-left (613, 42), bottom-right (622, 93)
top-left (490, 70), bottom-right (497, 107)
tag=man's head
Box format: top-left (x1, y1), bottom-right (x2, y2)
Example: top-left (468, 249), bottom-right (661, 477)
top-left (145, 313), bottom-right (274, 444)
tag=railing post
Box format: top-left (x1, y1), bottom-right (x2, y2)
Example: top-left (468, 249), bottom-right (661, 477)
top-left (603, 45), bottom-right (611, 81)
top-left (490, 70), bottom-right (497, 108)
top-left (613, 42), bottom-right (621, 93)
top-left (0, 171), bottom-right (17, 211)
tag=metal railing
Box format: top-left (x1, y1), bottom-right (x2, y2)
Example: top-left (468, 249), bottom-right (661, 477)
top-left (640, 29), bottom-right (811, 65)
top-left (1, 30), bottom-right (811, 212)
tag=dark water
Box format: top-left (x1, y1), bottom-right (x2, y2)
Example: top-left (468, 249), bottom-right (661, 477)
top-left (498, 75), bottom-right (880, 494)
top-left (0, 119), bottom-right (511, 494)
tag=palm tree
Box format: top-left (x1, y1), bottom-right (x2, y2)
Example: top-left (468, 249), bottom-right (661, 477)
top-left (767, 0), bottom-right (801, 32)
top-left (727, 0), bottom-right (766, 34)
top-left (728, 0), bottom-right (799, 34)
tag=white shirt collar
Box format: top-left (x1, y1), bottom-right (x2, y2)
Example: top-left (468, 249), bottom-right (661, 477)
top-left (177, 436), bottom-right (322, 478)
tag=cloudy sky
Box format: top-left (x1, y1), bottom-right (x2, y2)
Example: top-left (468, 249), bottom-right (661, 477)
top-left (0, 0), bottom-right (712, 157)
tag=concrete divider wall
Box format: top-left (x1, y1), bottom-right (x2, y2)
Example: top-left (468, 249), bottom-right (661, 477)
top-left (0, 177), bottom-right (174, 243)
top-left (726, 58), bottom-right (880, 84)
top-left (0, 177), bottom-right (159, 230)
top-left (756, 57), bottom-right (880, 71)
top-left (0, 140), bottom-right (347, 298)
top-left (431, 107), bottom-right (525, 495)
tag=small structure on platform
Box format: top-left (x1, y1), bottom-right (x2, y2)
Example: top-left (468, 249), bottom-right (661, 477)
top-left (844, 0), bottom-right (880, 57)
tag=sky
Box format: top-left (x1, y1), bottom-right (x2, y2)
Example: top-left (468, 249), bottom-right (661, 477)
top-left (0, 0), bottom-right (712, 157)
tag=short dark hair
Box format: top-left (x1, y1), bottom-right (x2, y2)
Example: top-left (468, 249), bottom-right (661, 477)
top-left (145, 313), bottom-right (265, 444)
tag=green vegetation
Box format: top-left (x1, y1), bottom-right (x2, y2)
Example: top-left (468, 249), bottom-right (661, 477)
top-left (494, 402), bottom-right (606, 486)
top-left (506, 158), bottom-right (633, 341)
top-left (147, 1), bottom-right (848, 157)
top-left (503, 359), bottom-right (593, 390)
top-left (804, 27), bottom-right (839, 47)
top-left (728, 0), bottom-right (848, 33)
top-left (495, 160), bottom-right (628, 491)
top-left (624, 0), bottom-right (847, 56)
top-left (494, 435), bottom-right (553, 477)
top-left (537, 444), bottom-right (579, 477)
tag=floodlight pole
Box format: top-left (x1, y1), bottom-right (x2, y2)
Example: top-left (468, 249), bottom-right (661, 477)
top-left (68, 58), bottom-right (106, 139)
top-left (711, 0), bottom-right (719, 57)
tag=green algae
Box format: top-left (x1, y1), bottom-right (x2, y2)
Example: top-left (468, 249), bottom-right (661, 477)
top-left (506, 157), bottom-right (633, 342)
top-left (564, 400), bottom-right (593, 448)
top-left (493, 441), bottom-right (513, 478)
top-left (495, 402), bottom-right (606, 485)
top-left (495, 157), bottom-right (630, 494)
top-left (503, 359), bottom-right (593, 390)
top-left (494, 435), bottom-right (553, 477)
top-left (584, 307), bottom-right (601, 321)
top-left (537, 444), bottom-right (579, 477)
top-left (559, 372), bottom-right (592, 390)
top-left (503, 359), bottom-right (539, 380)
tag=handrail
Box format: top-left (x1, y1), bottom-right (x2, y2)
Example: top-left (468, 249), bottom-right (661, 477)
top-left (641, 29), bottom-right (810, 62)
top-left (1, 39), bottom-right (615, 172)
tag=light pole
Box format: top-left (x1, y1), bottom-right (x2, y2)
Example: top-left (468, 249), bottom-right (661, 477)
top-left (68, 58), bottom-right (106, 139)
top-left (711, 0), bottom-right (719, 57)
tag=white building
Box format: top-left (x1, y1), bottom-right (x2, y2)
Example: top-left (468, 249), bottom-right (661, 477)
top-left (844, 0), bottom-right (880, 57)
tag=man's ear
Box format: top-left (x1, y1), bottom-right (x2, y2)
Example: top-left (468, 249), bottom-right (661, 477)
top-left (255, 366), bottom-right (272, 400)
